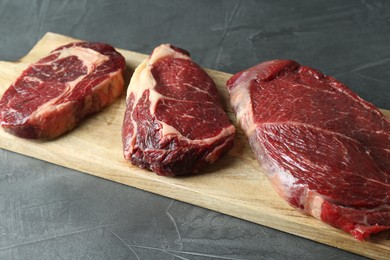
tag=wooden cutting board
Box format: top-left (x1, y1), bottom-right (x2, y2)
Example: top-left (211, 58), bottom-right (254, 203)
top-left (1, 32), bottom-right (389, 259)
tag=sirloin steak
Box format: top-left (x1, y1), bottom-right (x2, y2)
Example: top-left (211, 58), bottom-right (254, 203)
top-left (0, 42), bottom-right (125, 138)
top-left (122, 44), bottom-right (235, 176)
top-left (227, 60), bottom-right (390, 240)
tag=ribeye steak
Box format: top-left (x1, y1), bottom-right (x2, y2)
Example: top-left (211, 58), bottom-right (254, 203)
top-left (0, 42), bottom-right (125, 138)
top-left (227, 60), bottom-right (390, 240)
top-left (122, 44), bottom-right (235, 176)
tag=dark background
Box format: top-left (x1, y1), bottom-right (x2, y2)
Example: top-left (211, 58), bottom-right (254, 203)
top-left (0, 0), bottom-right (389, 259)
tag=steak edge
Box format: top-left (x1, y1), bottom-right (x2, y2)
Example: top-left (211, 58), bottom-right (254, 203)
top-left (122, 44), bottom-right (235, 176)
top-left (227, 60), bottom-right (390, 240)
top-left (0, 42), bottom-right (126, 139)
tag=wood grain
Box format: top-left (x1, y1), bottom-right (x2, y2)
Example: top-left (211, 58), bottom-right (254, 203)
top-left (0, 32), bottom-right (389, 259)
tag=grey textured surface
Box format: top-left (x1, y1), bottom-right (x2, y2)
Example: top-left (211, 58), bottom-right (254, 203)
top-left (0, 0), bottom-right (389, 259)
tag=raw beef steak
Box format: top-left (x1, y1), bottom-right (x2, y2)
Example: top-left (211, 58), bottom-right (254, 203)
top-left (227, 60), bottom-right (390, 240)
top-left (0, 42), bottom-right (125, 138)
top-left (122, 44), bottom-right (235, 176)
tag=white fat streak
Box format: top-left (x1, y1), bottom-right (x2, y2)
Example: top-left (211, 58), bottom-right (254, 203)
top-left (127, 44), bottom-right (189, 137)
top-left (30, 46), bottom-right (111, 121)
top-left (126, 44), bottom-right (189, 103)
top-left (267, 162), bottom-right (325, 219)
top-left (229, 75), bottom-right (256, 136)
top-left (205, 127), bottom-right (235, 162)
top-left (32, 101), bottom-right (70, 122)
top-left (24, 76), bottom-right (43, 83)
top-left (127, 44), bottom-right (234, 147)
top-left (55, 46), bottom-right (109, 73)
top-left (308, 195), bottom-right (325, 219)
top-left (125, 59), bottom-right (150, 154)
top-left (267, 164), bottom-right (298, 200)
top-left (149, 44), bottom-right (190, 64)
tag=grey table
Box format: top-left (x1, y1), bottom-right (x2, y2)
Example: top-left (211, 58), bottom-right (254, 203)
top-left (1, 1), bottom-right (389, 259)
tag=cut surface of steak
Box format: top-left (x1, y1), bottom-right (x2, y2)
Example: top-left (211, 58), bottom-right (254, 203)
top-left (0, 42), bottom-right (125, 138)
top-left (226, 60), bottom-right (390, 240)
top-left (122, 44), bottom-right (235, 176)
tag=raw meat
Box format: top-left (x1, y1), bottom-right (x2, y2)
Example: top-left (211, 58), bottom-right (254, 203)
top-left (0, 42), bottom-right (125, 139)
top-left (122, 44), bottom-right (235, 176)
top-left (226, 60), bottom-right (390, 240)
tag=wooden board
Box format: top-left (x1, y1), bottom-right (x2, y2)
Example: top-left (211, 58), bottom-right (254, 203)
top-left (1, 32), bottom-right (389, 259)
